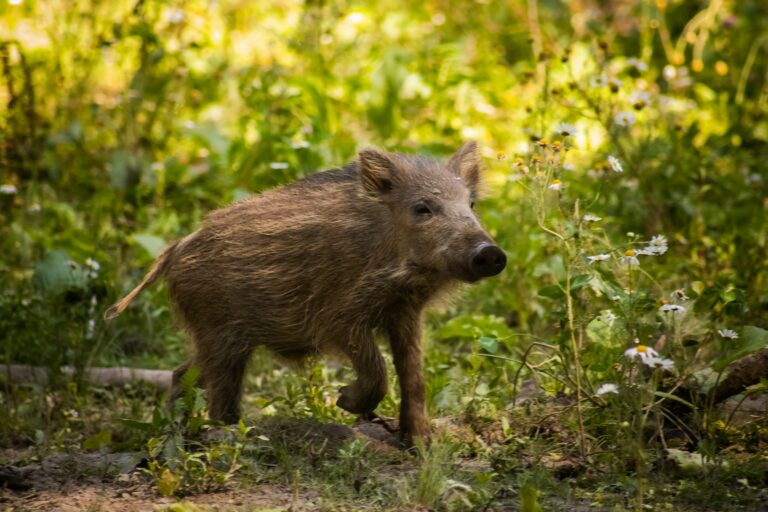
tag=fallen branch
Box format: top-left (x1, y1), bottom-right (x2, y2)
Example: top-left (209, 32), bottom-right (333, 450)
top-left (1, 364), bottom-right (172, 391)
top-left (710, 347), bottom-right (768, 404)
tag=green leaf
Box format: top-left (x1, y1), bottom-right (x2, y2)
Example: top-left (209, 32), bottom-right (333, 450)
top-left (693, 83), bottom-right (717, 103)
top-left (537, 284), bottom-right (564, 299)
top-left (538, 275), bottom-right (590, 300)
top-left (585, 313), bottom-right (620, 348)
top-left (436, 315), bottom-right (512, 341)
top-left (132, 234), bottom-right (167, 258)
top-left (156, 468), bottom-right (180, 497)
top-left (689, 367), bottom-right (724, 394)
top-left (570, 274), bottom-right (592, 290)
top-left (32, 250), bottom-right (89, 295)
top-left (83, 430), bottom-right (112, 450)
top-left (119, 418), bottom-right (156, 432)
top-left (520, 483), bottom-right (542, 512)
top-left (478, 336), bottom-right (498, 354)
top-left (744, 378), bottom-right (768, 395)
top-left (652, 391), bottom-right (695, 409)
top-left (666, 448), bottom-right (728, 475)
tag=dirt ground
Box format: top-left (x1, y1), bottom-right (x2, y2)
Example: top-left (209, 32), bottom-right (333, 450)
top-left (0, 420), bottom-right (409, 512)
top-left (0, 421), bottom-right (390, 512)
top-left (2, 449), bottom-right (324, 512)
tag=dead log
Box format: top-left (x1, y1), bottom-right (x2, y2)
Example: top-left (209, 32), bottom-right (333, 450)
top-left (710, 347), bottom-right (768, 404)
top-left (1, 364), bottom-right (172, 391)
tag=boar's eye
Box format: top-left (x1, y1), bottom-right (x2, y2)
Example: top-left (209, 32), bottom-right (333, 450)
top-left (413, 203), bottom-right (433, 217)
top-left (470, 200), bottom-right (476, 209)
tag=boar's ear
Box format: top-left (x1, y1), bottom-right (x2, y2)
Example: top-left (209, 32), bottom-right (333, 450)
top-left (358, 148), bottom-right (399, 196)
top-left (448, 141), bottom-right (480, 191)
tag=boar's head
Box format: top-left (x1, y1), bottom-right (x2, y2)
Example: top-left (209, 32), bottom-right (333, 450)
top-left (358, 141), bottom-right (506, 283)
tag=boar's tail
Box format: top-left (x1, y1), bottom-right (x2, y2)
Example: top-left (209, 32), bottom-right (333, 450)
top-left (103, 240), bottom-right (181, 321)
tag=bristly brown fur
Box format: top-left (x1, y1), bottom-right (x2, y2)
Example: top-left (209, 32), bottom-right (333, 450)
top-left (105, 142), bottom-right (505, 445)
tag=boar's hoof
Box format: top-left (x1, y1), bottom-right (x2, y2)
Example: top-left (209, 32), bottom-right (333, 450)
top-left (359, 411), bottom-right (399, 434)
top-left (336, 385), bottom-right (379, 415)
top-left (400, 421), bottom-right (432, 448)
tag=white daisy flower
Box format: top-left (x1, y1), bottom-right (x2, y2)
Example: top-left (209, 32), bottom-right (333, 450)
top-left (659, 304), bottom-right (686, 315)
top-left (648, 357), bottom-right (675, 371)
top-left (608, 155), bottom-right (623, 173)
top-left (630, 90), bottom-right (652, 105)
top-left (562, 163), bottom-right (576, 172)
top-left (718, 328), bottom-right (739, 340)
top-left (86, 318), bottom-right (96, 339)
top-left (596, 383), bottom-right (619, 395)
top-left (637, 235), bottom-right (668, 255)
top-left (291, 140), bottom-right (310, 149)
top-left (548, 179), bottom-right (563, 191)
top-left (587, 254), bottom-right (611, 264)
top-left (620, 249), bottom-right (639, 266)
top-left (615, 112), bottom-right (636, 127)
top-left (624, 344), bottom-right (659, 364)
top-left (602, 310), bottom-right (617, 326)
top-left (0, 184), bottom-right (18, 194)
top-left (269, 162), bottom-right (289, 170)
top-left (636, 247), bottom-right (658, 256)
top-left (583, 214), bottom-right (602, 222)
top-left (555, 123), bottom-right (578, 137)
top-left (626, 57), bottom-right (648, 72)
top-left (166, 8), bottom-right (185, 24)
top-left (85, 258), bottom-right (101, 272)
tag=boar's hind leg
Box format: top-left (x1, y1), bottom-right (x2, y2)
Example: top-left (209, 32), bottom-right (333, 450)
top-left (337, 334), bottom-right (388, 415)
top-left (197, 339), bottom-right (251, 424)
top-left (387, 313), bottom-right (430, 445)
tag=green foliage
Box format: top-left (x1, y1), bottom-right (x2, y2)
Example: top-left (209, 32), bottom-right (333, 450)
top-left (121, 369), bottom-right (249, 497)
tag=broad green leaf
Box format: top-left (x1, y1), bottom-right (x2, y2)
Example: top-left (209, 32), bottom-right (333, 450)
top-left (537, 284), bottom-right (564, 299)
top-left (585, 314), bottom-right (619, 347)
top-left (689, 367), bottom-right (725, 394)
top-left (132, 234), bottom-right (167, 258)
top-left (478, 336), bottom-right (499, 353)
top-left (32, 250), bottom-right (89, 295)
top-left (570, 274), bottom-right (592, 290)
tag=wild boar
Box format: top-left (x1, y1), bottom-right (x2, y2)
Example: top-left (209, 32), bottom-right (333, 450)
top-left (105, 141), bottom-right (506, 444)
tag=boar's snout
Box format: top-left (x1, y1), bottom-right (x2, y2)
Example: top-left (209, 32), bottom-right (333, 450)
top-left (469, 243), bottom-right (507, 279)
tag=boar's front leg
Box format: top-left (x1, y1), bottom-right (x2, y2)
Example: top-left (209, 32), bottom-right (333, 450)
top-left (387, 312), bottom-right (430, 445)
top-left (337, 333), bottom-right (388, 415)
